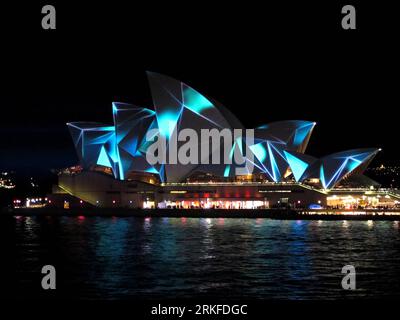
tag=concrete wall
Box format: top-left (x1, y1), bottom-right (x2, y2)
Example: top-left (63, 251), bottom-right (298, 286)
top-left (58, 172), bottom-right (158, 208)
top-left (56, 172), bottom-right (328, 209)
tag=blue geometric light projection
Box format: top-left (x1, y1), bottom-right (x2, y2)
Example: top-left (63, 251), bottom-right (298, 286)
top-left (317, 149), bottom-right (380, 189)
top-left (284, 151), bottom-right (311, 182)
top-left (249, 121), bottom-right (317, 182)
top-left (68, 73), bottom-right (239, 182)
top-left (156, 111), bottom-right (181, 139)
top-left (256, 120), bottom-right (316, 154)
top-left (67, 123), bottom-right (117, 175)
top-left (112, 102), bottom-right (157, 180)
top-left (97, 146), bottom-right (112, 168)
top-left (249, 143), bottom-right (267, 163)
top-left (320, 165), bottom-right (327, 189)
top-left (221, 136), bottom-right (254, 178)
top-left (67, 73), bottom-right (379, 185)
top-left (146, 72), bottom-right (236, 182)
top-left (183, 85), bottom-right (214, 114)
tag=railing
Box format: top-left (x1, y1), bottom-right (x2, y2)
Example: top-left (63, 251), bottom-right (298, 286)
top-left (162, 181), bottom-right (301, 187)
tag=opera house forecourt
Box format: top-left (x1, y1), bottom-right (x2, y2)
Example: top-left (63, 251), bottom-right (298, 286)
top-left (48, 72), bottom-right (400, 213)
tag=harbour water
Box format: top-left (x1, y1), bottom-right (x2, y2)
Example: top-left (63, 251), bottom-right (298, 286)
top-left (4, 216), bottom-right (400, 299)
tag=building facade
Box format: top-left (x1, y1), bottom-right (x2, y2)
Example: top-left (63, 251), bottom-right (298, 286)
top-left (51, 72), bottom-right (398, 210)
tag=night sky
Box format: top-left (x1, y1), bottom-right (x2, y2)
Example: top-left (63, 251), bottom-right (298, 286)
top-left (1, 2), bottom-right (399, 175)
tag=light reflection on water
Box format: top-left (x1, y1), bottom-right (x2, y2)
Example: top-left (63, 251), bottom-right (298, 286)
top-left (7, 216), bottom-right (400, 299)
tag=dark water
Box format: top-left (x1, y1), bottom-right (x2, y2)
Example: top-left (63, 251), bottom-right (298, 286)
top-left (3, 216), bottom-right (400, 299)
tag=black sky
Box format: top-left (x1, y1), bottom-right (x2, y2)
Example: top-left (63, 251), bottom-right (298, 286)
top-left (1, 2), bottom-right (399, 174)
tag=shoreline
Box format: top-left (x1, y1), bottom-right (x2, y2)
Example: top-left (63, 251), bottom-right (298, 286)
top-left (2, 207), bottom-right (400, 221)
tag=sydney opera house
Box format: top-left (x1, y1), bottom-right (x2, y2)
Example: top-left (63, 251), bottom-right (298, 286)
top-left (50, 72), bottom-right (399, 210)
